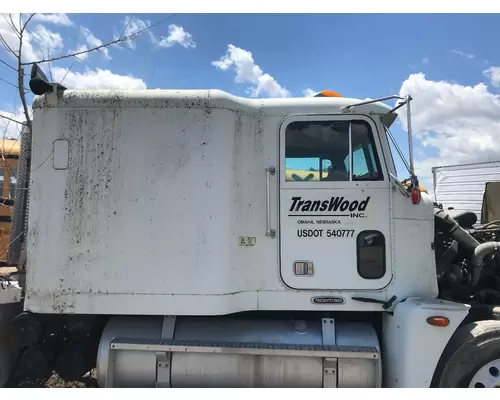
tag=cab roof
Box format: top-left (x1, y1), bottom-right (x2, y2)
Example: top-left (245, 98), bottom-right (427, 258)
top-left (32, 88), bottom-right (399, 127)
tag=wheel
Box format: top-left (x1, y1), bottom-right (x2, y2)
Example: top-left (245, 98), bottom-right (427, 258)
top-left (433, 320), bottom-right (500, 388)
top-left (469, 359), bottom-right (500, 388)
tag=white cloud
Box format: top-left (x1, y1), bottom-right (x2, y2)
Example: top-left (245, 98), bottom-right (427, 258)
top-left (51, 67), bottom-right (147, 90)
top-left (32, 13), bottom-right (73, 27)
top-left (0, 15), bottom-right (64, 63)
top-left (397, 73), bottom-right (500, 189)
top-left (452, 49), bottom-right (475, 59)
top-left (0, 15), bottom-right (24, 58)
top-left (80, 27), bottom-right (110, 60)
top-left (303, 88), bottom-right (316, 97)
top-left (483, 66), bottom-right (500, 88)
top-left (116, 17), bottom-right (195, 51)
top-left (68, 27), bottom-right (112, 61)
top-left (68, 44), bottom-right (89, 61)
top-left (30, 25), bottom-right (64, 57)
top-left (0, 107), bottom-right (27, 139)
top-left (212, 44), bottom-right (290, 98)
top-left (158, 24), bottom-right (196, 49)
top-left (117, 16), bottom-right (155, 49)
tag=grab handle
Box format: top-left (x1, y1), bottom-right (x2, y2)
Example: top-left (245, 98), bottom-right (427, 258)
top-left (265, 166), bottom-right (276, 238)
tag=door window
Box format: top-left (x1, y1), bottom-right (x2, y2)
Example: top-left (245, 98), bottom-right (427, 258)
top-left (284, 120), bottom-right (383, 182)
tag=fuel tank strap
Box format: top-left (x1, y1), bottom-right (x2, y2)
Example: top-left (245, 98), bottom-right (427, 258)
top-left (109, 337), bottom-right (379, 359)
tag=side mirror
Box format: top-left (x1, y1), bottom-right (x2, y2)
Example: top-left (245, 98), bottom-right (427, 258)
top-left (29, 62), bottom-right (66, 95)
top-left (30, 63), bottom-right (48, 82)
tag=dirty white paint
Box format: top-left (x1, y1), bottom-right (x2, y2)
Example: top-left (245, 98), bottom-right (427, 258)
top-left (382, 297), bottom-right (470, 387)
top-left (25, 89), bottom-right (437, 315)
top-left (0, 279), bottom-right (21, 304)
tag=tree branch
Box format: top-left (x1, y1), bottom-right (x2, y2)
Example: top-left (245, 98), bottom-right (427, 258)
top-left (0, 114), bottom-right (25, 126)
top-left (59, 61), bottom-right (75, 86)
top-left (119, 15), bottom-right (134, 40)
top-left (114, 41), bottom-right (136, 52)
top-left (20, 13), bottom-right (36, 34)
top-left (2, 116), bottom-right (12, 139)
top-left (11, 14), bottom-right (20, 35)
top-left (0, 33), bottom-right (19, 58)
top-left (47, 50), bottom-right (54, 81)
top-left (0, 76), bottom-right (19, 89)
top-left (21, 13), bottom-right (176, 66)
top-left (0, 58), bottom-right (16, 71)
top-left (2, 14), bottom-right (20, 38)
top-left (16, 17), bottom-right (32, 134)
top-left (147, 67), bottom-right (156, 89)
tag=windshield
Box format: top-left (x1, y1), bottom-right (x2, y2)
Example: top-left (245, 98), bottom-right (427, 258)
top-left (383, 123), bottom-right (411, 180)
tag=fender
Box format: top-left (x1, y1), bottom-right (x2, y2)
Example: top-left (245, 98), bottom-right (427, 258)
top-left (382, 297), bottom-right (470, 387)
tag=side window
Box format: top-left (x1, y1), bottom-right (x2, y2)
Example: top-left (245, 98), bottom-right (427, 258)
top-left (284, 119), bottom-right (383, 181)
top-left (285, 121), bottom-right (350, 181)
top-left (357, 230), bottom-right (386, 279)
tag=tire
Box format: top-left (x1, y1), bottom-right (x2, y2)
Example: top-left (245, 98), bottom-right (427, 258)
top-left (433, 320), bottom-right (500, 388)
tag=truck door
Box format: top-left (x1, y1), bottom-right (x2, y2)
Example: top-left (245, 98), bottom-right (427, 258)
top-left (279, 115), bottom-right (393, 290)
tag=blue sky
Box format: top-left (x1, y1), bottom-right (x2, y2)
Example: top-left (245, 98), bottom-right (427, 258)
top-left (2, 13), bottom-right (500, 193)
top-left (21, 13), bottom-right (496, 96)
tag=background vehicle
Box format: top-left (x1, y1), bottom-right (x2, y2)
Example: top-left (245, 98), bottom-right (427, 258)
top-left (433, 160), bottom-right (500, 224)
top-left (0, 139), bottom-right (20, 263)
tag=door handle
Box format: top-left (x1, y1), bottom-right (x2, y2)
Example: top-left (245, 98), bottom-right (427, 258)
top-left (265, 166), bottom-right (276, 238)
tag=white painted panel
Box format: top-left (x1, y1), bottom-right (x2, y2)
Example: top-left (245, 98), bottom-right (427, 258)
top-left (433, 161), bottom-right (500, 222)
top-left (383, 297), bottom-right (469, 388)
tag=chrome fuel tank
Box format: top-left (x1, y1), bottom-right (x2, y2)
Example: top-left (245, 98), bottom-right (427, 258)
top-left (96, 315), bottom-right (381, 388)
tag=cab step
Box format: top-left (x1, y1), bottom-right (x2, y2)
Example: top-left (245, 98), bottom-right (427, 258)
top-left (109, 337), bottom-right (380, 359)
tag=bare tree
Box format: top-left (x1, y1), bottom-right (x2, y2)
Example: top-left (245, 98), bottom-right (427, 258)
top-left (0, 13), bottom-right (174, 136)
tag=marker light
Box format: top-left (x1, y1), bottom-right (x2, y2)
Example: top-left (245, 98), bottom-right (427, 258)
top-left (426, 316), bottom-right (450, 327)
top-left (411, 187), bottom-right (421, 205)
top-left (314, 90), bottom-right (344, 98)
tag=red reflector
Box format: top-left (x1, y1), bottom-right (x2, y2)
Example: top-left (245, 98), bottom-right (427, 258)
top-left (426, 316), bottom-right (450, 327)
top-left (411, 188), bottom-right (421, 205)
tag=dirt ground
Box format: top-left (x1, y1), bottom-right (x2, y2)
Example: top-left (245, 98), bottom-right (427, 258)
top-left (10, 369), bottom-right (98, 388)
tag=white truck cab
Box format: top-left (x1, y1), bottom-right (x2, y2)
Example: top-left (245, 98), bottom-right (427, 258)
top-left (24, 89), bottom-right (436, 316)
top-left (2, 65), bottom-right (500, 388)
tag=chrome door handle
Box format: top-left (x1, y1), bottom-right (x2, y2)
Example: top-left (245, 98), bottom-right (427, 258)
top-left (265, 166), bottom-right (276, 238)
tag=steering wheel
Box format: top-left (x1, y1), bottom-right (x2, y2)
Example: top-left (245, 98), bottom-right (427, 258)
top-left (292, 173), bottom-right (315, 181)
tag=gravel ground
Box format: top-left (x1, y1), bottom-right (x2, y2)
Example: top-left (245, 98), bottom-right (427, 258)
top-left (11, 369), bottom-right (98, 388)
